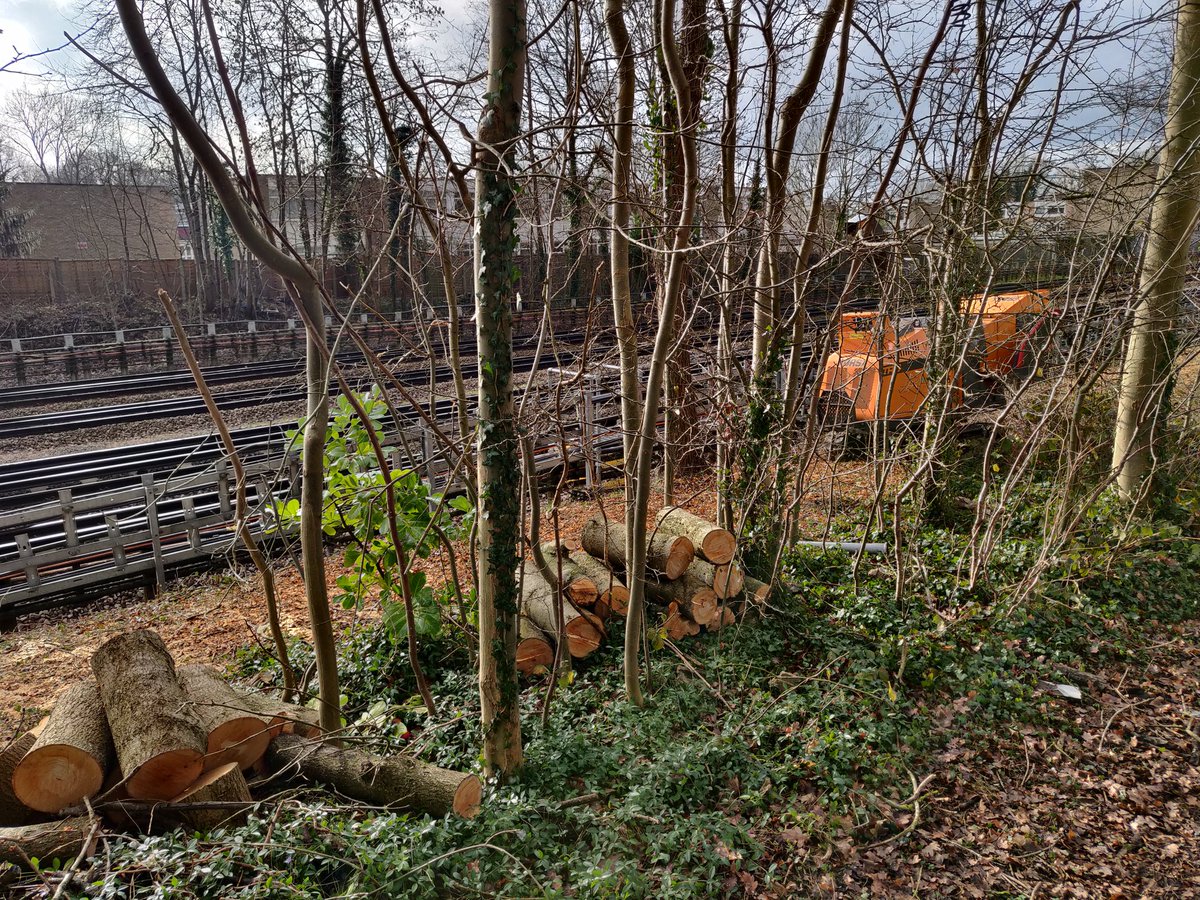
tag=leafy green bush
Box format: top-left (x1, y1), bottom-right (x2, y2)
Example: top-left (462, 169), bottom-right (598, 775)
top-left (275, 388), bottom-right (474, 645)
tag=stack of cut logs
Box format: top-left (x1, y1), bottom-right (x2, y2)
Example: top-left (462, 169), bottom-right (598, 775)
top-left (0, 629), bottom-right (480, 872)
top-left (517, 506), bottom-right (770, 673)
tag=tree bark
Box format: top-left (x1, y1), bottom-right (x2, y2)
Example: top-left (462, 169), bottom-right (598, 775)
top-left (11, 681), bottom-right (113, 814)
top-left (520, 568), bottom-right (604, 659)
top-left (267, 734), bottom-right (482, 818)
top-left (1112, 0), bottom-right (1200, 503)
top-left (177, 665), bottom-right (273, 772)
top-left (175, 762), bottom-right (252, 832)
top-left (90, 630), bottom-right (208, 801)
top-left (580, 518), bottom-right (694, 580)
top-left (654, 507), bottom-right (736, 565)
top-left (742, 575), bottom-right (771, 606)
top-left (714, 0), bottom-right (744, 532)
top-left (474, 0), bottom-right (527, 779)
top-left (0, 817), bottom-right (92, 869)
top-left (604, 0), bottom-right (641, 486)
top-left (0, 732), bottom-right (41, 827)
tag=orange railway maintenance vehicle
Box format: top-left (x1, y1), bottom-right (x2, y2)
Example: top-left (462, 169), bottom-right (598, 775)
top-left (816, 288), bottom-right (1054, 424)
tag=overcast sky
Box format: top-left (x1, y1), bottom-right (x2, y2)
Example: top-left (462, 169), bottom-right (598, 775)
top-left (0, 0), bottom-right (79, 90)
top-left (0, 0), bottom-right (482, 100)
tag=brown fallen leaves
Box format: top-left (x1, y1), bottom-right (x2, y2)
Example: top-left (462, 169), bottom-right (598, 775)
top-left (760, 619), bottom-right (1200, 898)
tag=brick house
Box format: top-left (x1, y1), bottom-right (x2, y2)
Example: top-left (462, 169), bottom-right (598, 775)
top-left (5, 182), bottom-right (183, 260)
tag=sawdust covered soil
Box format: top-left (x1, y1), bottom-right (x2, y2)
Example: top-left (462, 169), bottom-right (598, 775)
top-left (0, 557), bottom-right (377, 734)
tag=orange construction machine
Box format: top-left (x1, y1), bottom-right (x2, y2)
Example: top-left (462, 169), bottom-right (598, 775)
top-left (816, 289), bottom-right (1053, 423)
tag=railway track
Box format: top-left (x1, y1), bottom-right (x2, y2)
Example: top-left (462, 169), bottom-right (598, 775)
top-left (0, 404), bottom-right (629, 621)
top-left (0, 338), bottom-right (601, 438)
top-left (0, 323), bottom-right (582, 410)
top-left (0, 294), bottom-right (881, 617)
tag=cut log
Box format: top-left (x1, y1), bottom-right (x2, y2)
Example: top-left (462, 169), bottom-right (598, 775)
top-left (174, 762), bottom-right (252, 832)
top-left (580, 518), bottom-right (694, 579)
top-left (0, 817), bottom-right (93, 869)
top-left (0, 732), bottom-right (40, 827)
top-left (743, 575), bottom-right (771, 606)
top-left (568, 551), bottom-right (629, 616)
top-left (661, 602), bottom-right (700, 640)
top-left (685, 559), bottom-right (745, 599)
top-left (12, 680), bottom-right (114, 814)
top-left (516, 617), bottom-right (555, 675)
top-left (266, 733), bottom-right (481, 818)
top-left (521, 567), bottom-right (604, 658)
top-left (537, 544), bottom-right (598, 607)
top-left (646, 573), bottom-right (722, 626)
top-left (235, 692), bottom-right (322, 738)
top-left (655, 507), bottom-right (735, 565)
top-left (90, 630), bottom-right (209, 801)
top-left (177, 665), bottom-right (272, 771)
top-left (707, 605), bottom-right (738, 631)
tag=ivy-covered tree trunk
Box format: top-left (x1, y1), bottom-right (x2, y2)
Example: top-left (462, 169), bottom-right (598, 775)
top-left (1112, 0), bottom-right (1200, 506)
top-left (475, 0), bottom-right (527, 778)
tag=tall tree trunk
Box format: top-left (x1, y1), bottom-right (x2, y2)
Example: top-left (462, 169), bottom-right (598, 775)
top-left (1112, 0), bottom-right (1200, 504)
top-left (475, 0), bottom-right (527, 778)
top-left (605, 0), bottom-right (644, 704)
top-left (750, 0), bottom-right (847, 376)
top-left (622, 0), bottom-right (700, 706)
top-left (714, 0), bottom-right (743, 531)
top-left (659, 0), bottom-right (709, 501)
top-left (115, 0), bottom-right (341, 734)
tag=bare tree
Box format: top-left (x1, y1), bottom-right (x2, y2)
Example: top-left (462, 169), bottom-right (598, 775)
top-left (1112, 0), bottom-right (1200, 506)
top-left (114, 0), bottom-right (342, 734)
